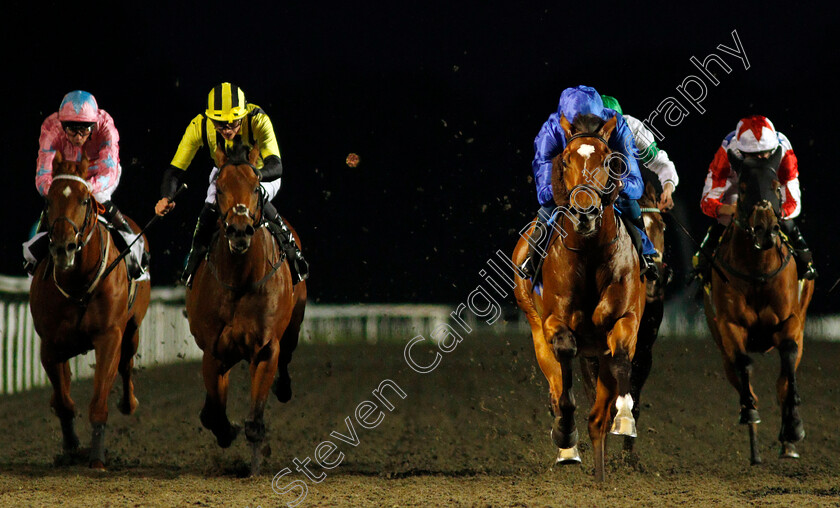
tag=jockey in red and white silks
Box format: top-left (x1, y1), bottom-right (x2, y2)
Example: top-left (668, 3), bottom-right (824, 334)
top-left (701, 115), bottom-right (800, 225)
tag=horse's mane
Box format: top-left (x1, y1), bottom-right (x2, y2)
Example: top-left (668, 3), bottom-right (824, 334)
top-left (225, 141), bottom-right (252, 167)
top-left (572, 114), bottom-right (605, 137)
top-left (53, 157), bottom-right (87, 178)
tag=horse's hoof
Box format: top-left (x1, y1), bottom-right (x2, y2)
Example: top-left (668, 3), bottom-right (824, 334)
top-left (89, 460), bottom-right (107, 471)
top-left (217, 424), bottom-right (241, 449)
top-left (551, 426), bottom-right (578, 450)
top-left (119, 396), bottom-right (139, 415)
top-left (610, 415), bottom-right (637, 438)
top-left (553, 445), bottom-right (582, 466)
top-left (779, 442), bottom-right (800, 459)
top-left (272, 376), bottom-right (292, 403)
top-left (739, 408), bottom-right (761, 425)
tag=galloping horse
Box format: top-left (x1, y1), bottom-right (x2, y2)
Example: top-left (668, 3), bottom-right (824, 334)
top-left (513, 113), bottom-right (646, 481)
top-left (29, 152), bottom-right (150, 469)
top-left (623, 178), bottom-right (670, 452)
top-left (703, 149), bottom-right (813, 464)
top-left (186, 143), bottom-right (306, 476)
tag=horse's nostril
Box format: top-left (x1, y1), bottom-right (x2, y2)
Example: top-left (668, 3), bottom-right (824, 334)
top-left (245, 225), bottom-right (255, 236)
top-left (66, 243), bottom-right (76, 252)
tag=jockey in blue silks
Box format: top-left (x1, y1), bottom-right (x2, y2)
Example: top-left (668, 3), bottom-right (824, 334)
top-left (519, 85), bottom-right (659, 281)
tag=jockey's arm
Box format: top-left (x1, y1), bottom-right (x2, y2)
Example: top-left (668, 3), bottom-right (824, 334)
top-left (251, 111), bottom-right (283, 183)
top-left (156, 116), bottom-right (203, 215)
top-left (611, 115), bottom-right (643, 201)
top-left (775, 137), bottom-right (800, 219)
top-left (700, 146), bottom-right (737, 219)
top-left (34, 114), bottom-right (74, 196)
top-left (532, 117), bottom-right (561, 207)
top-left (87, 112), bottom-right (121, 198)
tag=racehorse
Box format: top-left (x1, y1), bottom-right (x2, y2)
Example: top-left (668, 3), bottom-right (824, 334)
top-left (513, 113), bottom-right (646, 481)
top-left (186, 143), bottom-right (307, 476)
top-left (703, 149), bottom-right (813, 464)
top-left (622, 178), bottom-right (671, 452)
top-left (29, 152), bottom-right (151, 469)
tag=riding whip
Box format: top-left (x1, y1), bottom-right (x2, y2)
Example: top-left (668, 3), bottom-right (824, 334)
top-left (665, 212), bottom-right (730, 284)
top-left (101, 183), bottom-right (188, 278)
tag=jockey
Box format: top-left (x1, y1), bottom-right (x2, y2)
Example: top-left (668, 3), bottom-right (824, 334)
top-left (24, 90), bottom-right (143, 277)
top-left (520, 85), bottom-right (659, 281)
top-left (154, 82), bottom-right (309, 287)
top-left (693, 115), bottom-right (816, 281)
top-left (600, 95), bottom-right (679, 211)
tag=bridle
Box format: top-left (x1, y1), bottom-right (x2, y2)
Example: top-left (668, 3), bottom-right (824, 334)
top-left (46, 174), bottom-right (110, 305)
top-left (556, 132), bottom-right (621, 252)
top-left (217, 161), bottom-right (264, 228)
top-left (208, 161), bottom-right (286, 292)
top-left (48, 175), bottom-right (96, 251)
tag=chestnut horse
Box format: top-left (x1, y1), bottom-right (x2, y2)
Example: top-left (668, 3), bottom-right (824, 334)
top-left (29, 153), bottom-right (150, 469)
top-left (703, 150), bottom-right (813, 464)
top-left (513, 114), bottom-right (645, 481)
top-left (186, 143), bottom-right (306, 476)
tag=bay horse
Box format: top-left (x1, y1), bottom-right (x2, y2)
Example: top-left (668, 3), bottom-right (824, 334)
top-left (703, 149), bottom-right (813, 464)
top-left (513, 113), bottom-right (646, 481)
top-left (29, 152), bottom-right (151, 469)
top-left (622, 178), bottom-right (671, 452)
top-left (186, 143), bottom-right (306, 476)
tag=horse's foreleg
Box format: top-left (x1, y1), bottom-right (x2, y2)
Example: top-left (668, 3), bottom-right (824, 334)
top-left (604, 316), bottom-right (637, 440)
top-left (117, 321), bottom-right (140, 415)
top-left (776, 333), bottom-right (805, 458)
top-left (273, 300), bottom-right (304, 403)
top-left (544, 316), bottom-right (580, 464)
top-left (200, 352), bottom-right (239, 448)
top-left (625, 299), bottom-right (663, 451)
top-left (41, 353), bottom-right (79, 453)
top-left (88, 328), bottom-right (123, 469)
top-left (247, 340), bottom-right (280, 476)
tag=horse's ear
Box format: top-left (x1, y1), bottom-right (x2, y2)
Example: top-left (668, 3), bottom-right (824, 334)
top-left (599, 116), bottom-right (618, 142)
top-left (559, 114), bottom-right (574, 142)
top-left (215, 145), bottom-right (228, 167)
top-left (248, 145), bottom-right (260, 166)
top-left (53, 151), bottom-right (64, 167)
top-left (79, 158), bottom-right (90, 177)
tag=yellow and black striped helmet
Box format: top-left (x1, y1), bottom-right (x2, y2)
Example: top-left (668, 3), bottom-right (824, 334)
top-left (205, 82), bottom-right (248, 122)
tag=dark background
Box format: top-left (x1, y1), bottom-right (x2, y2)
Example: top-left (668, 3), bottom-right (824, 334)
top-left (4, 2), bottom-right (837, 312)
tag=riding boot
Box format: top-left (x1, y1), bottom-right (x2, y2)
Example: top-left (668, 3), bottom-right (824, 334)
top-left (23, 210), bottom-right (49, 275)
top-left (780, 220), bottom-right (817, 280)
top-left (618, 213), bottom-right (659, 282)
top-left (263, 202), bottom-right (309, 284)
top-left (518, 219), bottom-right (548, 279)
top-left (181, 203), bottom-right (218, 288)
top-left (691, 222), bottom-right (727, 283)
top-left (101, 200), bottom-right (147, 278)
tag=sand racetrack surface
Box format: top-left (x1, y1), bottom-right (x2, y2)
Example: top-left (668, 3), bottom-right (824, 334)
top-left (1, 335), bottom-right (839, 507)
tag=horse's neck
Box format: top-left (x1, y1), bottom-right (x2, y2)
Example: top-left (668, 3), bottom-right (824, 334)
top-left (725, 225), bottom-right (781, 269)
top-left (213, 227), bottom-right (276, 281)
top-left (556, 205), bottom-right (619, 255)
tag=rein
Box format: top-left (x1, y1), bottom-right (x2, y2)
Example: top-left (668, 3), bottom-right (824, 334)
top-left (205, 162), bottom-right (285, 292)
top-left (207, 225), bottom-right (287, 293)
top-left (639, 207), bottom-right (660, 214)
top-left (52, 223), bottom-right (111, 306)
top-left (715, 229), bottom-right (794, 285)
